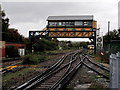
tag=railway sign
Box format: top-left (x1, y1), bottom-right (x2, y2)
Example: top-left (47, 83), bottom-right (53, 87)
top-left (97, 37), bottom-right (102, 42)
top-left (97, 43), bottom-right (102, 47)
top-left (96, 36), bottom-right (103, 51)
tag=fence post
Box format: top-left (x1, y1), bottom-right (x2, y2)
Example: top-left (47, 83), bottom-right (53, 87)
top-left (110, 52), bottom-right (120, 89)
top-left (116, 52), bottom-right (120, 89)
top-left (110, 53), bottom-right (118, 88)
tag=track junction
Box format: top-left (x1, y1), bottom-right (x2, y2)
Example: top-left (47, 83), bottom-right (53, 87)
top-left (13, 50), bottom-right (109, 90)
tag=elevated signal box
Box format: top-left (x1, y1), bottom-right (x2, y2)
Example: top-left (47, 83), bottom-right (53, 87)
top-left (29, 15), bottom-right (97, 53)
top-left (46, 15), bottom-right (97, 38)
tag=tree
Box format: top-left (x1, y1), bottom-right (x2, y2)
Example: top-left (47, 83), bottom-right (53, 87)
top-left (2, 10), bottom-right (9, 32)
top-left (32, 39), bottom-right (58, 52)
top-left (103, 29), bottom-right (119, 42)
top-left (103, 29), bottom-right (120, 54)
top-left (2, 10), bottom-right (27, 43)
top-left (79, 42), bottom-right (88, 48)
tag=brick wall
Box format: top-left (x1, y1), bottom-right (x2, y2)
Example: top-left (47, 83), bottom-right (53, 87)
top-left (0, 41), bottom-right (5, 58)
top-left (5, 43), bottom-right (25, 49)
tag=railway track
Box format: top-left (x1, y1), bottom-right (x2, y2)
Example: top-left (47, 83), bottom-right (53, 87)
top-left (13, 50), bottom-right (109, 90)
top-left (82, 56), bottom-right (109, 79)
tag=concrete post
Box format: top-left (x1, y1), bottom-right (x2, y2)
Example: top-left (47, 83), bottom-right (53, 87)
top-left (116, 52), bottom-right (120, 89)
top-left (110, 52), bottom-right (120, 89)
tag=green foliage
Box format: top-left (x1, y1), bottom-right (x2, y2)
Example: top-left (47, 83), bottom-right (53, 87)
top-left (2, 10), bottom-right (9, 33)
top-left (104, 42), bottom-right (120, 54)
top-left (2, 10), bottom-right (6, 17)
top-left (2, 29), bottom-right (26, 43)
top-left (33, 39), bottom-right (58, 52)
top-left (59, 41), bottom-right (89, 50)
top-left (22, 53), bottom-right (47, 64)
top-left (2, 10), bottom-right (26, 43)
top-left (6, 45), bottom-right (20, 58)
top-left (59, 41), bottom-right (73, 50)
top-left (103, 29), bottom-right (119, 43)
top-left (103, 29), bottom-right (120, 53)
top-left (79, 42), bottom-right (88, 48)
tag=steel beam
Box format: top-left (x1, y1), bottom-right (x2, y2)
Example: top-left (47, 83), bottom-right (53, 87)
top-left (29, 30), bottom-right (96, 54)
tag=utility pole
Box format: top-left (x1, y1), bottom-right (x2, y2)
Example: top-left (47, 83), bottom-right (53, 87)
top-left (108, 21), bottom-right (110, 41)
top-left (108, 21), bottom-right (110, 54)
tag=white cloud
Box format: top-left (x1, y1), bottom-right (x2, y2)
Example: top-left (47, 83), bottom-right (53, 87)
top-left (9, 21), bottom-right (46, 37)
top-left (2, 0), bottom-right (120, 3)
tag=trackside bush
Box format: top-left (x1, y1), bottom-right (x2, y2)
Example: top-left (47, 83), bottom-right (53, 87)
top-left (33, 39), bottom-right (58, 52)
top-left (22, 54), bottom-right (46, 64)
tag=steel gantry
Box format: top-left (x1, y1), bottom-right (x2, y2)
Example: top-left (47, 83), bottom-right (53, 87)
top-left (29, 15), bottom-right (97, 53)
top-left (29, 29), bottom-right (97, 53)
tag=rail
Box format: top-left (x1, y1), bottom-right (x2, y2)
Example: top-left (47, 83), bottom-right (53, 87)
top-left (14, 50), bottom-right (109, 90)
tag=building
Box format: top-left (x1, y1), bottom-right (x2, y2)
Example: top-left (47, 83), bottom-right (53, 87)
top-left (47, 15), bottom-right (97, 29)
top-left (5, 42), bottom-right (26, 56)
top-left (0, 27), bottom-right (26, 58)
top-left (0, 42), bottom-right (26, 58)
top-left (46, 15), bottom-right (97, 37)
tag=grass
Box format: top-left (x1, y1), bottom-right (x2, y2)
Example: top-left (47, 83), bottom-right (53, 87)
top-left (46, 49), bottom-right (75, 55)
top-left (86, 50), bottom-right (94, 55)
top-left (2, 67), bottom-right (40, 84)
top-left (22, 49), bottom-right (75, 65)
top-left (2, 57), bottom-right (21, 62)
top-left (3, 49), bottom-right (73, 81)
top-left (2, 49), bottom-right (77, 88)
top-left (91, 53), bottom-right (103, 63)
top-left (85, 50), bottom-right (109, 63)
top-left (22, 53), bottom-right (47, 64)
top-left (89, 82), bottom-right (107, 89)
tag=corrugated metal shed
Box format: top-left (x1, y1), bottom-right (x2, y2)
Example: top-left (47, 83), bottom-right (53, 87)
top-left (47, 15), bottom-right (93, 21)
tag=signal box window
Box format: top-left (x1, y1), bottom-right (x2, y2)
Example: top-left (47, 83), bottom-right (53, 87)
top-left (83, 21), bottom-right (92, 26)
top-left (66, 22), bottom-right (74, 26)
top-left (49, 22), bottom-right (57, 26)
top-left (75, 21), bottom-right (83, 26)
top-left (58, 22), bottom-right (66, 26)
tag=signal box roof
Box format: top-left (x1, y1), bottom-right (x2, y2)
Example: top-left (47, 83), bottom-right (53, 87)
top-left (47, 15), bottom-right (94, 21)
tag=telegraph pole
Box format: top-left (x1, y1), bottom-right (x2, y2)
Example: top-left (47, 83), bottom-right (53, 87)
top-left (108, 21), bottom-right (111, 54)
top-left (108, 21), bottom-right (110, 41)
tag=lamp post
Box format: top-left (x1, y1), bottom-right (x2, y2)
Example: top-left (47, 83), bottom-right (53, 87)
top-left (108, 21), bottom-right (110, 39)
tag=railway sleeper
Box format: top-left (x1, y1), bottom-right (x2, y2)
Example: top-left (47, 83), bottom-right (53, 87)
top-left (82, 62), bottom-right (109, 79)
top-left (85, 56), bottom-right (109, 72)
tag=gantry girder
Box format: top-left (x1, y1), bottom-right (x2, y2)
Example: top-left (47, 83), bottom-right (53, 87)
top-left (29, 29), bottom-right (96, 53)
top-left (29, 30), bottom-right (96, 38)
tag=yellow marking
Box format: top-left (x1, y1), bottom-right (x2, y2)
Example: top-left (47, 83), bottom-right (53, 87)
top-left (2, 65), bottom-right (18, 71)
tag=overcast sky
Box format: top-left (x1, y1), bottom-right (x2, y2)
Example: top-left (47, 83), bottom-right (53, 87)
top-left (1, 0), bottom-right (120, 41)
